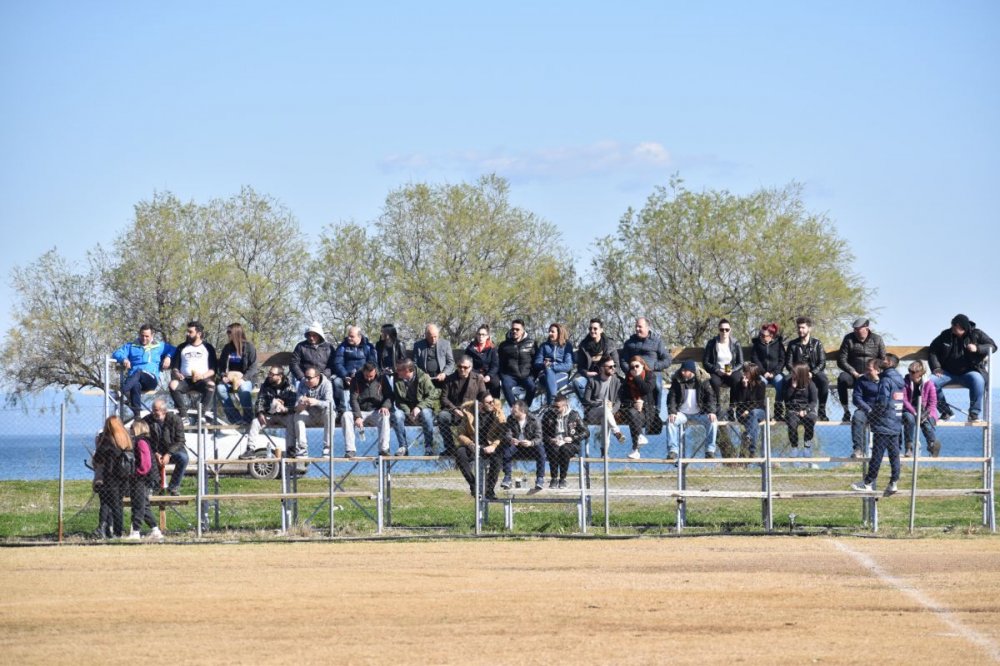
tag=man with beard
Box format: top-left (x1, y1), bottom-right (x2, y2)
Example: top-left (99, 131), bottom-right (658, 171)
top-left (168, 321), bottom-right (218, 425)
top-left (573, 318), bottom-right (619, 399)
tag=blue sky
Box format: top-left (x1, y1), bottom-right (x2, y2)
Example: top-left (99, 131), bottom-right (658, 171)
top-left (1, 1), bottom-right (998, 346)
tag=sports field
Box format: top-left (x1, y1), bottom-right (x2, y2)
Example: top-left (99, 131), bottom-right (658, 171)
top-left (2, 536), bottom-right (999, 664)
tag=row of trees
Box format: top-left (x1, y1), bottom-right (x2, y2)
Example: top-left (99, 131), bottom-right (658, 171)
top-left (0, 174), bottom-right (871, 399)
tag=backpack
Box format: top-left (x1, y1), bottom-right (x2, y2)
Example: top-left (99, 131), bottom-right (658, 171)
top-left (114, 447), bottom-right (137, 479)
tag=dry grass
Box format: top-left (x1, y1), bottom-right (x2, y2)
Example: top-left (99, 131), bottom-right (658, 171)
top-left (2, 536), bottom-right (999, 664)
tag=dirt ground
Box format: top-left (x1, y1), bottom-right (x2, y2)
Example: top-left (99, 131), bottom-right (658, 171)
top-left (1, 536), bottom-right (999, 665)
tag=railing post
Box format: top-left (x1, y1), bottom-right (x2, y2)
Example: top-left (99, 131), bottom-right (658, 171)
top-left (602, 402), bottom-right (610, 535)
top-left (58, 402), bottom-right (66, 544)
top-left (763, 397), bottom-right (772, 532)
top-left (474, 401), bottom-right (482, 536)
top-left (329, 406), bottom-right (335, 537)
top-left (908, 396), bottom-right (922, 534)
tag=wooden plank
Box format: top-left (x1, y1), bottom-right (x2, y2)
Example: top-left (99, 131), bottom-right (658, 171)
top-left (201, 492), bottom-right (375, 501)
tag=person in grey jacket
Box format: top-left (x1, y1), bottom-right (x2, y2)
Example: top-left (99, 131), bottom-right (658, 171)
top-left (290, 322), bottom-right (334, 383)
top-left (293, 367), bottom-right (334, 458)
top-left (836, 318), bottom-right (885, 423)
top-left (620, 317), bottom-right (671, 418)
top-left (412, 323), bottom-right (455, 390)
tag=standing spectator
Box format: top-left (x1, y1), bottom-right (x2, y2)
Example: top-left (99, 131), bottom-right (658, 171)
top-left (852, 355), bottom-right (905, 494)
top-left (903, 360), bottom-right (940, 457)
top-left (703, 318), bottom-right (744, 415)
top-left (850, 359), bottom-right (881, 459)
top-left (289, 322), bottom-right (333, 383)
top-left (581, 354), bottom-right (625, 447)
top-left (498, 319), bottom-right (538, 409)
top-left (574, 318), bottom-right (619, 399)
top-left (244, 365), bottom-right (297, 459)
top-left (619, 356), bottom-right (658, 459)
top-left (751, 322), bottom-right (785, 419)
top-left (928, 314), bottom-right (996, 422)
top-left (345, 363), bottom-right (393, 458)
top-left (332, 325), bottom-right (377, 417)
top-left (91, 416), bottom-right (131, 538)
top-left (375, 324), bottom-right (407, 382)
top-left (437, 355), bottom-right (491, 455)
top-left (143, 399), bottom-right (188, 496)
top-left (168, 320), bottom-right (218, 424)
top-left (455, 398), bottom-right (506, 499)
top-left (465, 324), bottom-right (501, 400)
top-left (111, 324), bottom-right (174, 421)
top-left (126, 420), bottom-right (163, 541)
top-left (836, 318), bottom-right (886, 423)
top-left (542, 394), bottom-right (587, 488)
top-left (391, 359), bottom-right (440, 456)
top-left (534, 323), bottom-right (574, 406)
top-left (413, 323), bottom-right (455, 391)
top-left (620, 317), bottom-right (672, 418)
top-left (785, 316), bottom-right (829, 421)
top-left (294, 367), bottom-right (334, 458)
top-left (500, 400), bottom-right (546, 491)
top-left (666, 361), bottom-right (719, 460)
top-left (784, 363), bottom-right (819, 465)
top-left (216, 322), bottom-right (258, 424)
top-left (726, 362), bottom-right (767, 458)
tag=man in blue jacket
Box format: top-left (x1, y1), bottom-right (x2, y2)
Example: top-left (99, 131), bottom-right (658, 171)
top-left (332, 325), bottom-right (377, 418)
top-left (620, 317), bottom-right (671, 419)
top-left (112, 324), bottom-right (175, 421)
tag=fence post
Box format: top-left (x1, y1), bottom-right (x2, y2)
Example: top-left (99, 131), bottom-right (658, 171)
top-left (58, 402), bottom-right (66, 543)
top-left (196, 403), bottom-right (204, 539)
top-left (908, 397), bottom-right (922, 534)
top-left (474, 401), bottom-right (482, 536)
top-left (329, 406), bottom-right (335, 538)
top-left (602, 402), bottom-right (610, 535)
top-left (763, 397), bottom-right (772, 532)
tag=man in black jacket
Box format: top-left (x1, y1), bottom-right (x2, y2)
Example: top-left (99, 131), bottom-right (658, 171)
top-left (836, 318), bottom-right (885, 423)
top-left (929, 314), bottom-right (996, 422)
top-left (573, 318), bottom-right (619, 398)
top-left (500, 400), bottom-right (546, 491)
top-left (143, 399), bottom-right (187, 495)
top-left (243, 365), bottom-right (297, 458)
top-left (498, 319), bottom-right (538, 409)
top-left (785, 316), bottom-right (830, 421)
top-left (666, 361), bottom-right (718, 459)
top-left (344, 363), bottom-right (393, 457)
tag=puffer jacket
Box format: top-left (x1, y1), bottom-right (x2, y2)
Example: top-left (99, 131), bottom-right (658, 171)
top-left (498, 332), bottom-right (537, 379)
top-left (333, 336), bottom-right (377, 380)
top-left (869, 367), bottom-right (904, 435)
top-left (928, 324), bottom-right (997, 378)
top-left (903, 376), bottom-right (938, 420)
top-left (837, 331), bottom-right (886, 375)
top-left (534, 341), bottom-right (574, 374)
top-left (620, 333), bottom-right (671, 373)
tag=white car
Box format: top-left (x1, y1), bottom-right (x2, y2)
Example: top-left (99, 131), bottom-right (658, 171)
top-left (181, 413), bottom-right (288, 480)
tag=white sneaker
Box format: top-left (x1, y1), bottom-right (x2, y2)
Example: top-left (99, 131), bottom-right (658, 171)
top-left (321, 446), bottom-right (330, 457)
top-left (636, 434), bottom-right (649, 446)
top-left (851, 481), bottom-right (873, 492)
top-left (148, 527), bottom-right (164, 541)
top-left (627, 449), bottom-right (641, 460)
top-left (885, 482), bottom-right (898, 495)
top-left (126, 530), bottom-right (141, 540)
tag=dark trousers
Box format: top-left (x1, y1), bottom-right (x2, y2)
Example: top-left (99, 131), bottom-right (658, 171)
top-left (812, 372), bottom-right (830, 420)
top-left (97, 478), bottom-right (125, 537)
top-left (170, 378), bottom-right (215, 416)
top-left (500, 374), bottom-right (536, 409)
top-left (455, 446), bottom-right (502, 495)
top-left (786, 411), bottom-right (815, 446)
top-left (129, 477), bottom-right (157, 531)
top-left (837, 372), bottom-right (857, 408)
top-left (165, 448), bottom-right (189, 493)
top-left (501, 442), bottom-right (547, 482)
top-left (122, 371), bottom-right (158, 418)
top-left (709, 371), bottom-right (743, 414)
top-left (544, 442), bottom-right (580, 481)
top-left (864, 431), bottom-right (901, 485)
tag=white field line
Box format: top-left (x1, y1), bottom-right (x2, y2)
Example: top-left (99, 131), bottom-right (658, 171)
top-left (832, 540), bottom-right (1000, 663)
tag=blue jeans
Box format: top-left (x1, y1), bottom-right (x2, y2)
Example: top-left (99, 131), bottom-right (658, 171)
top-left (763, 374), bottom-right (785, 412)
top-left (121, 371), bottom-right (158, 417)
top-left (667, 412), bottom-right (718, 456)
top-left (931, 370), bottom-right (985, 416)
top-left (726, 408), bottom-right (765, 455)
top-left (166, 448), bottom-right (189, 493)
top-left (500, 374), bottom-right (536, 409)
top-left (851, 410), bottom-right (869, 452)
top-left (216, 380), bottom-right (253, 424)
top-left (331, 377), bottom-right (351, 414)
top-left (537, 368), bottom-right (570, 405)
top-left (902, 412), bottom-right (937, 447)
top-left (501, 441), bottom-right (547, 482)
top-left (393, 407), bottom-right (436, 452)
top-left (572, 375), bottom-right (591, 400)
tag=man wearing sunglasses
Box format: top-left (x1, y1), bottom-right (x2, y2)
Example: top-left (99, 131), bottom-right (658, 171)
top-left (574, 318), bottom-right (619, 399)
top-left (243, 365), bottom-right (297, 459)
top-left (702, 318), bottom-right (744, 415)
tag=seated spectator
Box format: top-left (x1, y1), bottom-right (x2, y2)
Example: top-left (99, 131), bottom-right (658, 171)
top-left (498, 319), bottom-right (538, 409)
top-left (620, 317), bottom-right (671, 418)
top-left (581, 354), bottom-right (625, 448)
top-left (784, 363), bottom-right (818, 464)
top-left (929, 314), bottom-right (996, 422)
top-left (216, 322), bottom-right (258, 424)
top-left (850, 359), bottom-right (881, 459)
top-left (455, 398), bottom-right (506, 499)
top-left (666, 361), bottom-right (718, 460)
top-left (836, 318), bottom-right (886, 423)
top-left (290, 322), bottom-right (333, 384)
top-left (465, 324), bottom-right (501, 400)
top-left (534, 322), bottom-right (575, 406)
top-left (903, 360), bottom-right (940, 457)
top-left (438, 355), bottom-right (491, 455)
top-left (703, 318), bottom-right (744, 415)
top-left (725, 362), bottom-right (766, 458)
top-left (500, 400), bottom-right (546, 491)
top-left (293, 367), bottom-right (334, 458)
top-left (112, 324), bottom-right (174, 421)
top-left (345, 363), bottom-right (392, 458)
top-left (574, 318), bottom-right (619, 399)
top-left (851, 354), bottom-right (904, 494)
top-left (619, 356), bottom-right (659, 460)
top-left (750, 322), bottom-right (785, 420)
top-left (143, 399), bottom-right (187, 496)
top-left (375, 324), bottom-right (406, 382)
top-left (413, 323), bottom-right (455, 390)
top-left (785, 316), bottom-right (829, 421)
top-left (244, 366), bottom-right (297, 459)
top-left (391, 359), bottom-right (440, 456)
top-left (91, 416), bottom-right (131, 538)
top-left (168, 320), bottom-right (218, 424)
top-left (542, 394), bottom-right (587, 488)
top-left (332, 326), bottom-right (377, 417)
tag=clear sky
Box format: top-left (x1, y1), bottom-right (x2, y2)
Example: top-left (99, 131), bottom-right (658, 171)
top-left (1, 1), bottom-right (997, 345)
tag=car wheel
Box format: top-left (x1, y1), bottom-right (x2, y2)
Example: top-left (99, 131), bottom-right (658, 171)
top-left (247, 451), bottom-right (280, 480)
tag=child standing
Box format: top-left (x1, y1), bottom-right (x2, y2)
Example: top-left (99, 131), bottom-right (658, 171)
top-left (127, 420), bottom-right (163, 540)
top-left (852, 354), bottom-right (905, 494)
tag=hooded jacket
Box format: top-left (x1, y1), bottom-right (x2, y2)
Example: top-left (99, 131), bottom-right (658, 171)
top-left (903, 376), bottom-right (938, 421)
top-left (392, 368), bottom-right (440, 412)
top-left (928, 322), bottom-right (996, 378)
top-left (464, 339), bottom-right (500, 385)
top-left (667, 368), bottom-right (717, 416)
top-left (750, 335), bottom-right (785, 376)
top-left (869, 367), bottom-right (904, 435)
top-left (576, 334), bottom-right (619, 375)
top-left (290, 323), bottom-right (333, 381)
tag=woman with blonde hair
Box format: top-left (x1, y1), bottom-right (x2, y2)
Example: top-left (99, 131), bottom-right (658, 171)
top-left (92, 416), bottom-right (132, 538)
top-left (127, 420), bottom-right (163, 540)
top-left (533, 323), bottom-right (574, 406)
top-left (216, 322), bottom-right (259, 424)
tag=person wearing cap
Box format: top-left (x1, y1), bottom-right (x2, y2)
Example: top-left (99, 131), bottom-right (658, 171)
top-left (836, 317), bottom-right (886, 424)
top-left (290, 322), bottom-right (334, 384)
top-left (928, 314), bottom-right (996, 422)
top-left (666, 360), bottom-right (718, 460)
